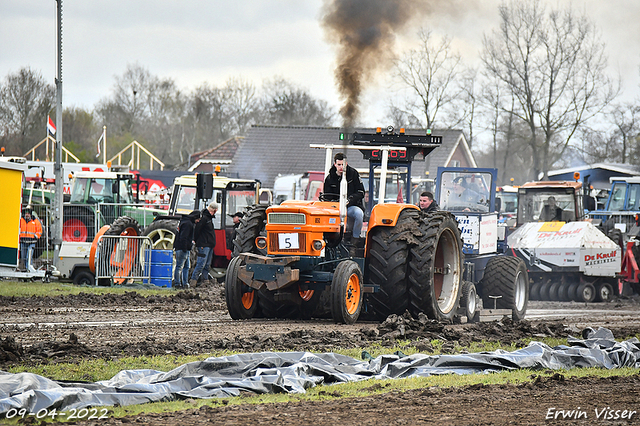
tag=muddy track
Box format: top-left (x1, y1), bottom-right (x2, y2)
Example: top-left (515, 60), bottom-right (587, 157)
top-left (2, 285), bottom-right (639, 425)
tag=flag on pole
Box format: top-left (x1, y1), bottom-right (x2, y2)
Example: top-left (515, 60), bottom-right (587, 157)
top-left (47, 116), bottom-right (56, 136)
top-left (96, 132), bottom-right (104, 158)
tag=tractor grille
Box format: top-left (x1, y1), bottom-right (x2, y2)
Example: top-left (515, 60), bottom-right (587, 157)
top-left (268, 213), bottom-right (306, 224)
top-left (269, 233), bottom-right (306, 253)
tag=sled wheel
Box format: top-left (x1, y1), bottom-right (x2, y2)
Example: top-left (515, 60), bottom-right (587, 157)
top-left (529, 281), bottom-right (541, 300)
top-left (225, 256), bottom-right (258, 319)
top-left (595, 281), bottom-right (614, 303)
top-left (548, 281), bottom-right (562, 301)
top-left (577, 282), bottom-right (596, 303)
top-left (331, 260), bottom-right (363, 324)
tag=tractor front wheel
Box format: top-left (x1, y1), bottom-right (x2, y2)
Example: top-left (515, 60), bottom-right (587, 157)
top-left (225, 256), bottom-right (259, 319)
top-left (330, 260), bottom-right (363, 324)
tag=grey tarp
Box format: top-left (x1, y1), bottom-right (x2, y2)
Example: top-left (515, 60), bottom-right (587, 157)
top-left (1, 327), bottom-right (638, 414)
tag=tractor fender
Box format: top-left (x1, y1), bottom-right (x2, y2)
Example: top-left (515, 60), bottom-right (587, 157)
top-left (368, 204), bottom-right (420, 230)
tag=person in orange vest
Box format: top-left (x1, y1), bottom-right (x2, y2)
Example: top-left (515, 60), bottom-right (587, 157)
top-left (19, 208), bottom-right (42, 272)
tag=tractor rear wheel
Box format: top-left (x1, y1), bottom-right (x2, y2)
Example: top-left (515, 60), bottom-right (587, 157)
top-left (480, 256), bottom-right (529, 321)
top-left (232, 205), bottom-right (267, 257)
top-left (365, 209), bottom-right (420, 320)
top-left (225, 256), bottom-right (259, 319)
top-left (330, 260), bottom-right (363, 324)
top-left (143, 220), bottom-right (179, 249)
top-left (407, 212), bottom-right (463, 321)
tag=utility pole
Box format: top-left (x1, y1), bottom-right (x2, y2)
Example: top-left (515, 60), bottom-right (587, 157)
top-left (52, 0), bottom-right (63, 266)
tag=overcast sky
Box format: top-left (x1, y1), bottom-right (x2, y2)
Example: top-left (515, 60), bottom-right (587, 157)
top-left (1, 1), bottom-right (639, 130)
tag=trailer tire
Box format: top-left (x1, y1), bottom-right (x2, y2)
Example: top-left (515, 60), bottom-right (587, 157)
top-left (225, 256), bottom-right (259, 319)
top-left (73, 270), bottom-right (95, 286)
top-left (479, 256), bottom-right (529, 321)
top-left (366, 209), bottom-right (420, 320)
top-left (595, 281), bottom-right (614, 303)
top-left (330, 260), bottom-right (363, 324)
top-left (577, 282), bottom-right (596, 303)
top-left (407, 211), bottom-right (462, 321)
top-left (232, 205), bottom-right (267, 257)
top-left (460, 281), bottom-right (479, 323)
top-left (143, 220), bottom-right (179, 249)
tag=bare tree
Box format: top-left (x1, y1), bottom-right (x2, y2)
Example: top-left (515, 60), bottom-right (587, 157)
top-left (0, 67), bottom-right (55, 154)
top-left (610, 102), bottom-right (640, 163)
top-left (258, 77), bottom-right (335, 126)
top-left (393, 29), bottom-right (462, 130)
top-left (482, 0), bottom-right (618, 180)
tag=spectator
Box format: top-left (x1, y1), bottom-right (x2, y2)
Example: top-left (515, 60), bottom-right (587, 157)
top-left (322, 152), bottom-right (365, 241)
top-left (227, 211), bottom-right (243, 251)
top-left (19, 208), bottom-right (42, 272)
top-left (419, 191), bottom-right (439, 214)
top-left (173, 210), bottom-right (200, 289)
top-left (189, 201), bottom-right (217, 287)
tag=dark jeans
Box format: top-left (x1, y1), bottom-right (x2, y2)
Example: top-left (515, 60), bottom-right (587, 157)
top-left (190, 246), bottom-right (213, 282)
top-left (173, 249), bottom-right (190, 286)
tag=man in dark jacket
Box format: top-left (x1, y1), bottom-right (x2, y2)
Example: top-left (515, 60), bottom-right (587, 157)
top-left (323, 152), bottom-right (365, 240)
top-left (419, 191), bottom-right (439, 214)
top-left (226, 212), bottom-right (243, 251)
top-left (189, 202), bottom-right (218, 287)
top-left (173, 210), bottom-right (200, 289)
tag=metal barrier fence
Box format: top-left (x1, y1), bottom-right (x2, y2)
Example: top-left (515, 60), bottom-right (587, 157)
top-left (95, 235), bottom-right (152, 284)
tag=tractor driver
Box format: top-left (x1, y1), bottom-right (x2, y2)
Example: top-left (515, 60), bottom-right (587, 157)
top-left (540, 196), bottom-right (563, 221)
top-left (323, 152), bottom-right (365, 242)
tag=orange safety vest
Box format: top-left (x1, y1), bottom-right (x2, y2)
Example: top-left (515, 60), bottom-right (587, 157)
top-left (19, 217), bottom-right (42, 240)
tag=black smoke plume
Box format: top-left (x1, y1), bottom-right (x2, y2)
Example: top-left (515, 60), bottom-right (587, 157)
top-left (321, 0), bottom-right (433, 128)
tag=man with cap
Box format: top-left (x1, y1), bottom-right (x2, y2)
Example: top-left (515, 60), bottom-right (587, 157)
top-left (189, 201), bottom-right (218, 287)
top-left (19, 207), bottom-right (42, 272)
top-left (173, 209), bottom-right (200, 289)
top-left (227, 211), bottom-right (243, 251)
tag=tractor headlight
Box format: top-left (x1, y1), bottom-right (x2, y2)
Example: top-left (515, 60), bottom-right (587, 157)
top-left (255, 236), bottom-right (267, 250)
top-left (312, 239), bottom-right (324, 251)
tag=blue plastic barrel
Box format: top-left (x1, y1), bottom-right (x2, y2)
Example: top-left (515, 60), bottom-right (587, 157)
top-left (147, 249), bottom-right (173, 288)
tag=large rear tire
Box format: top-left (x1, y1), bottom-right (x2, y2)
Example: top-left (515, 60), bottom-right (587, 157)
top-left (407, 212), bottom-right (463, 321)
top-left (143, 220), bottom-right (179, 249)
top-left (232, 205), bottom-right (267, 256)
top-left (63, 206), bottom-right (95, 242)
top-left (479, 256), bottom-right (529, 321)
top-left (225, 256), bottom-right (259, 319)
top-left (365, 209), bottom-right (420, 320)
top-left (330, 260), bottom-right (363, 324)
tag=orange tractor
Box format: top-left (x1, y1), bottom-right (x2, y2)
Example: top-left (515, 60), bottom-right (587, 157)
top-left (226, 128), bottom-right (466, 323)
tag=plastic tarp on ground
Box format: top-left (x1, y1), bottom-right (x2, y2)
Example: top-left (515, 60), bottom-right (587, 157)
top-left (1, 328), bottom-right (638, 414)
